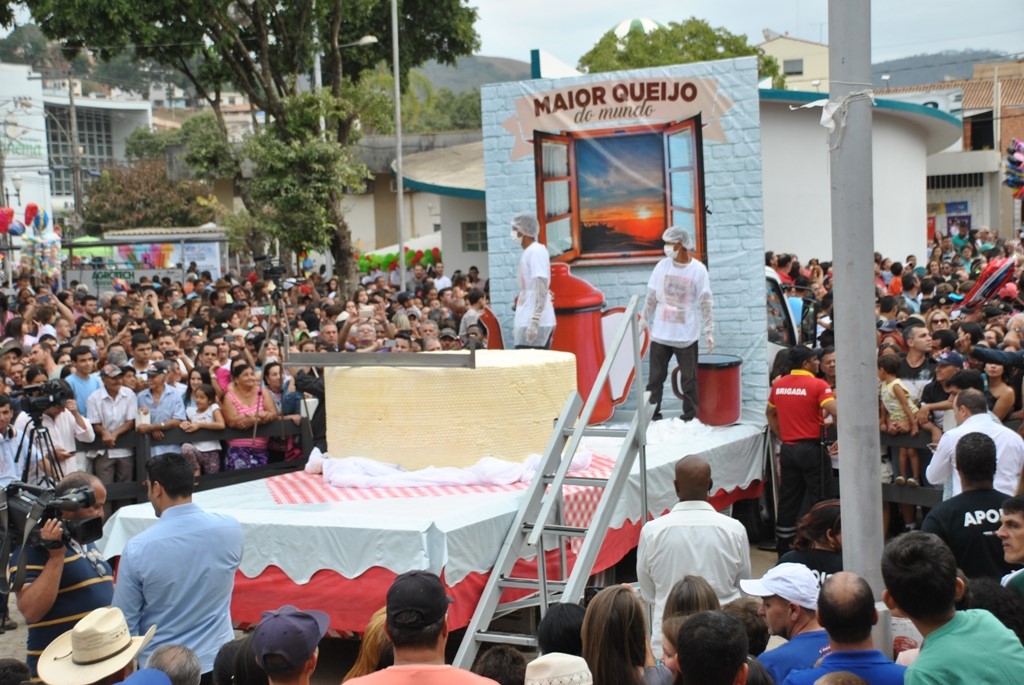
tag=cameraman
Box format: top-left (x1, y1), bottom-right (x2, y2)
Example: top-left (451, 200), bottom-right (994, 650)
top-left (13, 380), bottom-right (95, 478)
top-left (9, 472), bottom-right (112, 677)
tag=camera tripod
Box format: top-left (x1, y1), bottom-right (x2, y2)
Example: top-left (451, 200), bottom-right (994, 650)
top-left (14, 411), bottom-right (66, 489)
top-left (0, 413), bottom-right (64, 634)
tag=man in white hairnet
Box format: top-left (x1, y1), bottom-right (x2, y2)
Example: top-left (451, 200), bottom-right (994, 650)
top-left (641, 226), bottom-right (714, 421)
top-left (511, 212), bottom-right (556, 348)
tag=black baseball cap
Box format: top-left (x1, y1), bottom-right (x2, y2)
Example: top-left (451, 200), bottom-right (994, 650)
top-left (386, 571), bottom-right (453, 629)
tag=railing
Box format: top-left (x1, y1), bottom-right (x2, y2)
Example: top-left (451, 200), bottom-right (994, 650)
top-left (878, 431), bottom-right (942, 507)
top-left (70, 418), bottom-right (313, 504)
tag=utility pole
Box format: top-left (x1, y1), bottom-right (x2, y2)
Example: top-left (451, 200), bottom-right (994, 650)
top-left (829, 0), bottom-right (890, 654)
top-left (391, 0), bottom-right (406, 293)
top-left (829, 0), bottom-right (883, 587)
top-left (67, 73), bottom-right (83, 238)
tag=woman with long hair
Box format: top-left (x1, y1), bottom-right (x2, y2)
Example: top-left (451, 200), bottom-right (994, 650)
top-left (183, 366), bottom-right (213, 409)
top-left (778, 499), bottom-right (842, 586)
top-left (582, 586), bottom-right (671, 685)
top-left (343, 608), bottom-right (392, 681)
top-left (984, 361), bottom-right (1015, 421)
top-left (658, 575), bottom-right (721, 679)
top-left (663, 575), bottom-right (720, 620)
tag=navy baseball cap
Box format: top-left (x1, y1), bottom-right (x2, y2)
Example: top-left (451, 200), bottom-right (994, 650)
top-left (252, 605), bottom-right (330, 672)
top-left (935, 351), bottom-right (966, 367)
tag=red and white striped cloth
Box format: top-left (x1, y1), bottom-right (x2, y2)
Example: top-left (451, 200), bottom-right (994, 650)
top-left (267, 453), bottom-right (616, 531)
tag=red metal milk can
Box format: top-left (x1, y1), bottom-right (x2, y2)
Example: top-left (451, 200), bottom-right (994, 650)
top-left (548, 263), bottom-right (615, 424)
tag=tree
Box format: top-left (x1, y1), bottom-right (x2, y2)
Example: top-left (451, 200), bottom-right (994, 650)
top-left (82, 160), bottom-right (216, 235)
top-left (0, 23), bottom-right (49, 65)
top-left (359, 64), bottom-right (482, 133)
top-left (125, 127), bottom-right (184, 161)
top-left (0, 4), bottom-right (14, 27)
top-left (579, 18), bottom-right (783, 88)
top-left (23, 0), bottom-right (480, 289)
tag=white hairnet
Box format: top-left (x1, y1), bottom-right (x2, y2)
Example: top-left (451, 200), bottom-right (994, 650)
top-left (512, 212), bottom-right (540, 238)
top-left (662, 225), bottom-right (694, 250)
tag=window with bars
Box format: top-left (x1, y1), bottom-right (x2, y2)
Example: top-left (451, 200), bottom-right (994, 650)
top-left (533, 116), bottom-right (706, 265)
top-left (461, 221), bottom-right (488, 251)
top-left (46, 106), bottom-right (114, 196)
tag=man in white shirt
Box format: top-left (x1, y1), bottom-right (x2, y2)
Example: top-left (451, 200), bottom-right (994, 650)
top-left (637, 455), bottom-right (751, 657)
top-left (926, 388), bottom-right (1024, 498)
top-left (641, 226), bottom-right (714, 421)
top-left (86, 364), bottom-right (138, 516)
top-left (510, 213), bottom-right (556, 348)
top-left (432, 261), bottom-right (453, 290)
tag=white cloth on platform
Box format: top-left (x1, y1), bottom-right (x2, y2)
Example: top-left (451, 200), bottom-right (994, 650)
top-left (308, 450), bottom-right (593, 488)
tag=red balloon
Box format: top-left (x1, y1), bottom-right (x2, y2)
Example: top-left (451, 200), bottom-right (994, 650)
top-left (24, 203), bottom-right (38, 228)
top-left (431, 247), bottom-right (441, 259)
top-left (0, 207), bottom-right (12, 234)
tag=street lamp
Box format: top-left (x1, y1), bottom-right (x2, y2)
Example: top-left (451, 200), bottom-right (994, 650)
top-left (811, 80), bottom-right (821, 92)
top-left (881, 73), bottom-right (891, 89)
top-left (341, 35), bottom-right (378, 49)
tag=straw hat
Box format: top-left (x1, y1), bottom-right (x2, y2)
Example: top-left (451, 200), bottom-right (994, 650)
top-left (37, 607), bottom-right (156, 685)
top-left (525, 652), bottom-right (593, 685)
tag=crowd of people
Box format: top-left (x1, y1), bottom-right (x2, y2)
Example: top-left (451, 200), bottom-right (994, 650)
top-left (3, 450), bottom-right (1021, 685)
top-left (0, 255), bottom-right (492, 486)
top-left (5, 219), bottom-right (1024, 685)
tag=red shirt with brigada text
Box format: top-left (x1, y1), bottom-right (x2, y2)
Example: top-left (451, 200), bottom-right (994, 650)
top-left (768, 370), bottom-right (835, 442)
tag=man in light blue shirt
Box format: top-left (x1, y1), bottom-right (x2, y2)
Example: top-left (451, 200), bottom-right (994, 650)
top-left (65, 345), bottom-right (100, 419)
top-left (113, 453), bottom-right (243, 679)
top-left (136, 361), bottom-right (186, 456)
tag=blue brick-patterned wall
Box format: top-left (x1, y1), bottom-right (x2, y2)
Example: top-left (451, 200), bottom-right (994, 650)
top-left (482, 58), bottom-right (768, 411)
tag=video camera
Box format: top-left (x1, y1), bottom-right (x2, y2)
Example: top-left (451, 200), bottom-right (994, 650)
top-left (3, 482), bottom-right (103, 550)
top-left (255, 255), bottom-right (288, 283)
top-left (12, 380), bottom-right (69, 419)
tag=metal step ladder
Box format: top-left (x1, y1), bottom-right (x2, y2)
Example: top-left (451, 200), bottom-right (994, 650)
top-left (453, 296), bottom-right (652, 668)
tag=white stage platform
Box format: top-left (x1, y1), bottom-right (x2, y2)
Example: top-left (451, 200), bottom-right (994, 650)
top-left (99, 419), bottom-right (767, 632)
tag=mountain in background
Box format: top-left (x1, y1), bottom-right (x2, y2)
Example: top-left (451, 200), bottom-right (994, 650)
top-left (414, 55), bottom-right (532, 93)
top-left (872, 49), bottom-right (1005, 88)
top-left (415, 50), bottom-right (1008, 94)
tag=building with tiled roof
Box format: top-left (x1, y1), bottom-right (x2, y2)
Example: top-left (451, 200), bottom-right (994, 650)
top-left (877, 59), bottom-right (1024, 235)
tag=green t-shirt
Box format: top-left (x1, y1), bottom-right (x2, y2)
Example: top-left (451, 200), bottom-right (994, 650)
top-left (907, 609), bottom-right (1024, 685)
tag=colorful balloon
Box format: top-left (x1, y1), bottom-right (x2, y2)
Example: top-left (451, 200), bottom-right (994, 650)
top-left (24, 203), bottom-right (38, 228)
top-left (9, 220), bottom-right (25, 237)
top-left (431, 247), bottom-right (441, 259)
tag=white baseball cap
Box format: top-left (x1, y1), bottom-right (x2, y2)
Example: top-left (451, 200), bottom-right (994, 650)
top-left (740, 562), bottom-right (819, 610)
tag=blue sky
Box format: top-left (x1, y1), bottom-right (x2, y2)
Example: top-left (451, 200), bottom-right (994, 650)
top-left (470, 0), bottom-right (1024, 68)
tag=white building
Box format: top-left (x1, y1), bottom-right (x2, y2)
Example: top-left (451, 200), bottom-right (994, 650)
top-left (760, 89), bottom-right (961, 261)
top-left (0, 63), bottom-right (152, 226)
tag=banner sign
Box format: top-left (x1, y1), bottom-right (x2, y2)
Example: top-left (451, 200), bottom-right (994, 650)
top-left (501, 77), bottom-right (734, 160)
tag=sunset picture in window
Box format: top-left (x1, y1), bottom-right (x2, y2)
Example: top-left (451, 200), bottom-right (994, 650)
top-left (534, 115), bottom-right (706, 265)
